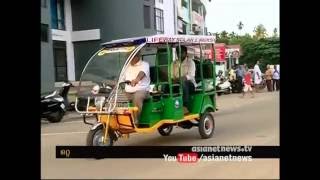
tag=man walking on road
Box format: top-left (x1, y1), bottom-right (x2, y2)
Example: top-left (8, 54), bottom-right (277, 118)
top-left (254, 60), bottom-right (262, 92)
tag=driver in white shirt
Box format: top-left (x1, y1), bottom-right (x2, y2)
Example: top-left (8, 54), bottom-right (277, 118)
top-left (122, 51), bottom-right (150, 124)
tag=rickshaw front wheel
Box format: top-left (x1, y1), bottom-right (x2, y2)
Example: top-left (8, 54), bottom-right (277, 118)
top-left (158, 125), bottom-right (173, 136)
top-left (199, 112), bottom-right (215, 139)
top-left (86, 124), bottom-right (114, 146)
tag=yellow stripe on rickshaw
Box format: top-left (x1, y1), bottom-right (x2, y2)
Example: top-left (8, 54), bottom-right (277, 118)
top-left (135, 114), bottom-right (200, 133)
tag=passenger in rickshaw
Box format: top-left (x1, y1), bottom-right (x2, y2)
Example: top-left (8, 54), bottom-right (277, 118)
top-left (122, 51), bottom-right (151, 124)
top-left (173, 46), bottom-right (196, 114)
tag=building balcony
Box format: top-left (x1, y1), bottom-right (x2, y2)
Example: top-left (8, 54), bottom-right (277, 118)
top-left (192, 0), bottom-right (207, 19)
top-left (192, 11), bottom-right (204, 27)
top-left (178, 7), bottom-right (190, 23)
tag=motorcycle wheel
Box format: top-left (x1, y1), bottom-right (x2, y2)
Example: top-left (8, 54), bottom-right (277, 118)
top-left (47, 109), bottom-right (64, 123)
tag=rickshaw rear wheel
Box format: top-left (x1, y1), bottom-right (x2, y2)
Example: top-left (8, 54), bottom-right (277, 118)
top-left (158, 125), bottom-right (173, 136)
top-left (199, 112), bottom-right (215, 139)
top-left (86, 124), bottom-right (114, 146)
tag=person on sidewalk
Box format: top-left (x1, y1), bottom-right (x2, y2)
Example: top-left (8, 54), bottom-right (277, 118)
top-left (265, 65), bottom-right (273, 92)
top-left (273, 64), bottom-right (280, 91)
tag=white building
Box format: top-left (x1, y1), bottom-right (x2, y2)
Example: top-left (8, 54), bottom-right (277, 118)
top-left (154, 0), bottom-right (210, 35)
top-left (42, 0), bottom-right (210, 91)
top-left (50, 0), bottom-right (100, 82)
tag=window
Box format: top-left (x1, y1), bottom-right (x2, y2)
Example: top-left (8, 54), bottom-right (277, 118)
top-left (51, 0), bottom-right (65, 30)
top-left (182, 0), bottom-right (188, 8)
top-left (144, 5), bottom-right (151, 29)
top-left (41, 24), bottom-right (49, 42)
top-left (41, 0), bottom-right (47, 8)
top-left (53, 41), bottom-right (68, 82)
top-left (178, 21), bottom-right (187, 34)
top-left (154, 8), bottom-right (164, 34)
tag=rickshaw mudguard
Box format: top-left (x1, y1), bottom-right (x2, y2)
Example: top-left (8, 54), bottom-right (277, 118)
top-left (200, 95), bottom-right (215, 114)
top-left (189, 94), bottom-right (215, 114)
top-left (91, 122), bottom-right (103, 130)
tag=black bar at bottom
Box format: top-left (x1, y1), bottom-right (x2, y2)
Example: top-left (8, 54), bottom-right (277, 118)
top-left (56, 146), bottom-right (279, 159)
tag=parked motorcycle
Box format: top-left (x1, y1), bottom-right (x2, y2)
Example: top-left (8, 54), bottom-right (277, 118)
top-left (216, 73), bottom-right (232, 96)
top-left (230, 78), bottom-right (243, 93)
top-left (41, 82), bottom-right (73, 123)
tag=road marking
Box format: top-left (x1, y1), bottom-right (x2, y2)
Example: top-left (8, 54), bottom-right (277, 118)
top-left (41, 131), bottom-right (88, 136)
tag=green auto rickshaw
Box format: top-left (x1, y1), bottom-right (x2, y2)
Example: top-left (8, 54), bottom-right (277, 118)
top-left (75, 35), bottom-right (217, 146)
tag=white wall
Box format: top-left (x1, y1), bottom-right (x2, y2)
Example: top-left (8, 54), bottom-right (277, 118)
top-left (163, 0), bottom-right (175, 34)
top-left (52, 0), bottom-right (76, 81)
top-left (155, 0), bottom-right (175, 35)
top-left (72, 29), bottom-right (100, 42)
top-left (64, 0), bottom-right (75, 81)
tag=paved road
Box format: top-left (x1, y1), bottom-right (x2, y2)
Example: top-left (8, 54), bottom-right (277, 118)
top-left (41, 91), bottom-right (279, 179)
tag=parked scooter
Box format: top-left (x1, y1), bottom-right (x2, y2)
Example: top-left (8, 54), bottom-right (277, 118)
top-left (230, 78), bottom-right (243, 93)
top-left (59, 81), bottom-right (75, 111)
top-left (216, 71), bottom-right (232, 96)
top-left (41, 82), bottom-right (73, 123)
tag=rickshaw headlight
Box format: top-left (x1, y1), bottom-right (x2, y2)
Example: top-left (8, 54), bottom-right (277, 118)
top-left (95, 96), bottom-right (105, 109)
top-left (91, 85), bottom-right (100, 95)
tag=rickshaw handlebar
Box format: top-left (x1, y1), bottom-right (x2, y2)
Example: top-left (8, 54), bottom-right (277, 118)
top-left (119, 80), bottom-right (131, 85)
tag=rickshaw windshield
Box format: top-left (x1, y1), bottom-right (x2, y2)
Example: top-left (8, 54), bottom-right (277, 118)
top-left (79, 46), bottom-right (136, 87)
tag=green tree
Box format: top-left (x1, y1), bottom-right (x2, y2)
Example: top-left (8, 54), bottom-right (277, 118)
top-left (239, 38), bottom-right (279, 70)
top-left (237, 21), bottom-right (244, 35)
top-left (229, 33), bottom-right (253, 45)
top-left (216, 31), bottom-right (229, 44)
top-left (229, 31), bottom-right (236, 39)
top-left (220, 30), bottom-right (228, 39)
top-left (272, 28), bottom-right (278, 37)
top-left (253, 24), bottom-right (268, 39)
top-left (215, 32), bottom-right (220, 39)
top-left (213, 29), bottom-right (279, 70)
